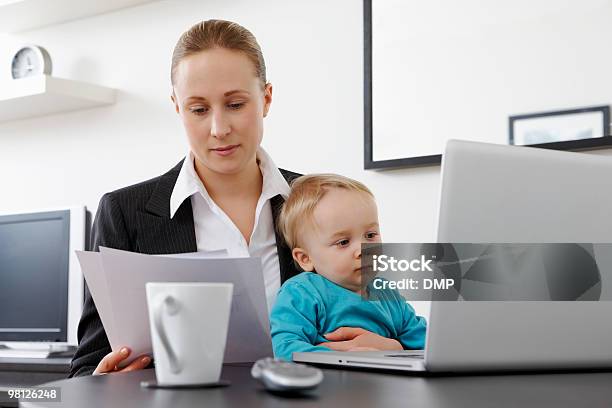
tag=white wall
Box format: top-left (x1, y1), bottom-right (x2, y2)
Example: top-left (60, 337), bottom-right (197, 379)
top-left (372, 0), bottom-right (612, 161)
top-left (2, 0), bottom-right (612, 319)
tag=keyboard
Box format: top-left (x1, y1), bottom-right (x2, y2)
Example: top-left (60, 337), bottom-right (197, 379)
top-left (384, 351), bottom-right (425, 359)
top-left (0, 349), bottom-right (50, 359)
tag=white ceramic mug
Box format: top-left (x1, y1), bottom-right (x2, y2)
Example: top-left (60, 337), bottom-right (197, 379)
top-left (145, 282), bottom-right (233, 386)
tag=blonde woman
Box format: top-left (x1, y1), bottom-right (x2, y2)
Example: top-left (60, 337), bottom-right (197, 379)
top-left (69, 20), bottom-right (302, 377)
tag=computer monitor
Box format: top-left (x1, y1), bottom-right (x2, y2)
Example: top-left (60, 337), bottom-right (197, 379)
top-left (0, 207), bottom-right (87, 349)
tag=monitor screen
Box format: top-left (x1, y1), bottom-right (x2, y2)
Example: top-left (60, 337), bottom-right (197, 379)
top-left (0, 210), bottom-right (71, 342)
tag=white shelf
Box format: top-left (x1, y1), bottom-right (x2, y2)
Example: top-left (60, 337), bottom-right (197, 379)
top-left (0, 75), bottom-right (116, 122)
top-left (0, 0), bottom-right (159, 32)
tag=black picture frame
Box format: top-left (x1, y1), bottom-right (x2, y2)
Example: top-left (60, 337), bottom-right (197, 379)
top-left (509, 105), bottom-right (610, 147)
top-left (363, 0), bottom-right (612, 170)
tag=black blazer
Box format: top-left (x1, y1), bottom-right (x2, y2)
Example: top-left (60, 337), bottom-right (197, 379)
top-left (69, 160), bottom-right (302, 377)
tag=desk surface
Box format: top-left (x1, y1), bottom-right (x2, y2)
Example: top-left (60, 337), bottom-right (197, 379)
top-left (19, 365), bottom-right (612, 408)
top-left (0, 358), bottom-right (71, 407)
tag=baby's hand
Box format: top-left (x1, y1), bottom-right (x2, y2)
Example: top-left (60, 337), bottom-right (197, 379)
top-left (317, 327), bottom-right (403, 351)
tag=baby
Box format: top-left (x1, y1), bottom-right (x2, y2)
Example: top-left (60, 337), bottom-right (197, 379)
top-left (270, 174), bottom-right (426, 361)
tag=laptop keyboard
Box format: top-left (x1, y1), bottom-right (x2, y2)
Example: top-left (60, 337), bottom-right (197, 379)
top-left (384, 353), bottom-right (425, 359)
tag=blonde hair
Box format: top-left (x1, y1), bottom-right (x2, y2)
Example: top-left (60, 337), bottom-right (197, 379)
top-left (171, 19), bottom-right (267, 87)
top-left (278, 174), bottom-right (375, 250)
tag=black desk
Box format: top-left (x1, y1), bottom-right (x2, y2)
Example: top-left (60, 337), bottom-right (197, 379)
top-left (19, 365), bottom-right (612, 408)
top-left (0, 357), bottom-right (70, 408)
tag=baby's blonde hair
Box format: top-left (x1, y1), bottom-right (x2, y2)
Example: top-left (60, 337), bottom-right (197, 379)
top-left (278, 174), bottom-right (374, 250)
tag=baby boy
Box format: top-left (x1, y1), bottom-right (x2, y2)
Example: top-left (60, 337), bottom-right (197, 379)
top-left (270, 174), bottom-right (426, 361)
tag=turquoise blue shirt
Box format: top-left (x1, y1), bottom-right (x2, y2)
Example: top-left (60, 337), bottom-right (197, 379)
top-left (270, 272), bottom-right (427, 361)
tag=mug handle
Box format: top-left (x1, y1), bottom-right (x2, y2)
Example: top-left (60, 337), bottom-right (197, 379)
top-left (154, 295), bottom-right (182, 374)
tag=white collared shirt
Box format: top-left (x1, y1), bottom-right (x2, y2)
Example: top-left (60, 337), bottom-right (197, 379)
top-left (170, 147), bottom-right (291, 310)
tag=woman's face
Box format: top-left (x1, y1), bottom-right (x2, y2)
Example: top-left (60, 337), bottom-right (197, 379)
top-left (171, 47), bottom-right (272, 176)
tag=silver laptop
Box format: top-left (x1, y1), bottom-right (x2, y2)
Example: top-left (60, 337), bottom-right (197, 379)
top-left (293, 139), bottom-right (612, 372)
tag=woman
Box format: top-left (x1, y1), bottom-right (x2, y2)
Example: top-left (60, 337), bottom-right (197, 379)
top-left (71, 19), bottom-right (385, 377)
top-left (69, 19), bottom-right (302, 377)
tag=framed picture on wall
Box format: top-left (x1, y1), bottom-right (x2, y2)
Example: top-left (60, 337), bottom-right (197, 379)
top-left (364, 0), bottom-right (612, 170)
top-left (509, 106), bottom-right (610, 146)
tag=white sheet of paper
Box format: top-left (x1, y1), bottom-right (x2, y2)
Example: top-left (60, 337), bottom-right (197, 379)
top-left (77, 249), bottom-right (229, 351)
top-left (158, 249), bottom-right (228, 259)
top-left (98, 246), bottom-right (271, 364)
top-left (76, 251), bottom-right (120, 348)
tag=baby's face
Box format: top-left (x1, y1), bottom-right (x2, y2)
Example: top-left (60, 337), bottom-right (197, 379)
top-left (293, 188), bottom-right (382, 292)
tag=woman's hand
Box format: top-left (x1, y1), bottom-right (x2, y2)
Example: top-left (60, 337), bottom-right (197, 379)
top-left (93, 347), bottom-right (151, 375)
top-left (317, 327), bottom-right (404, 352)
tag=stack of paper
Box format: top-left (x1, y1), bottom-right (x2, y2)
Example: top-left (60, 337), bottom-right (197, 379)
top-left (76, 247), bottom-right (272, 364)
